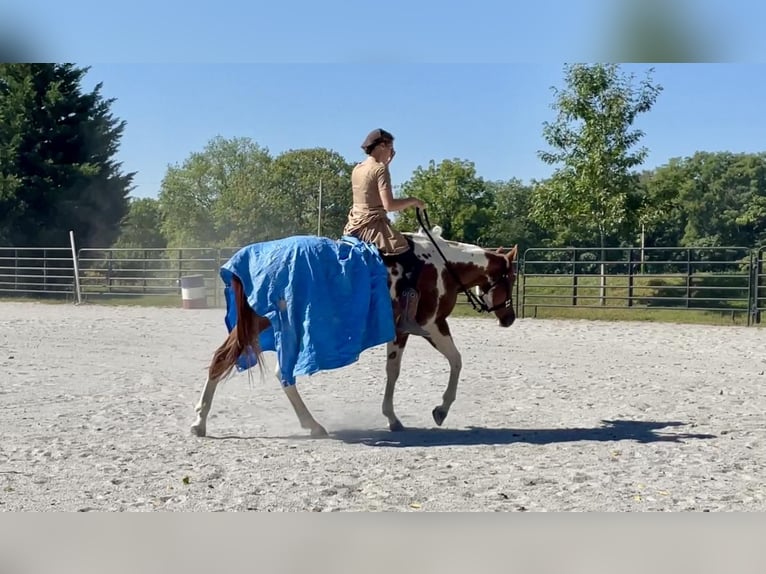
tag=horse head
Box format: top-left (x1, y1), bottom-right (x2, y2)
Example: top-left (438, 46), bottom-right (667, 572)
top-left (481, 245), bottom-right (518, 327)
top-left (408, 230), bottom-right (519, 328)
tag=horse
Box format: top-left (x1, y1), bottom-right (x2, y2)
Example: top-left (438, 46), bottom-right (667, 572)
top-left (190, 224), bottom-right (518, 438)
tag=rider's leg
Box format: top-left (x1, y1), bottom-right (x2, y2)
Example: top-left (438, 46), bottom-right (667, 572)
top-left (394, 248), bottom-right (430, 337)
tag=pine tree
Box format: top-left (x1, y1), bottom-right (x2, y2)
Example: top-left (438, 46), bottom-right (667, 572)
top-left (0, 63), bottom-right (134, 247)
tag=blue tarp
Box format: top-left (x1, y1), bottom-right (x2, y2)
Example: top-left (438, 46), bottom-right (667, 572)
top-left (219, 235), bottom-right (395, 386)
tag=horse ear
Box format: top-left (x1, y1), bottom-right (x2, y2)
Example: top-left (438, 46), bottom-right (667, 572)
top-left (509, 245), bottom-right (518, 260)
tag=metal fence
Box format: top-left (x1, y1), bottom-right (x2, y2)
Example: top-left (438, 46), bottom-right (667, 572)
top-left (755, 247), bottom-right (765, 323)
top-left (0, 247), bottom-right (77, 298)
top-left (76, 247), bottom-right (238, 307)
top-left (1, 243), bottom-right (764, 325)
top-left (520, 246), bottom-right (763, 325)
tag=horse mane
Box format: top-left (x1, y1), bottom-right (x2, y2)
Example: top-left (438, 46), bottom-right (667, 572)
top-left (404, 226), bottom-right (500, 265)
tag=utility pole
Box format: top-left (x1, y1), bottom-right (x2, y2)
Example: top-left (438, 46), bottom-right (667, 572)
top-left (317, 177), bottom-right (323, 236)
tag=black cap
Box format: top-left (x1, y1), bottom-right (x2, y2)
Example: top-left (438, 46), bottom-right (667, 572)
top-left (361, 128), bottom-right (394, 153)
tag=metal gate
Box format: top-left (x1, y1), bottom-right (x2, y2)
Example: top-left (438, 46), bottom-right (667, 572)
top-left (520, 246), bottom-right (760, 325)
top-left (754, 247), bottom-right (765, 324)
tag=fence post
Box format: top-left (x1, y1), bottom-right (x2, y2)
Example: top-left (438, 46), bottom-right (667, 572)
top-left (756, 249), bottom-right (763, 325)
top-left (519, 254), bottom-right (526, 319)
top-left (571, 249), bottom-right (578, 307)
top-left (68, 231), bottom-right (82, 304)
top-left (177, 249), bottom-right (183, 294)
top-left (143, 250), bottom-right (148, 294)
top-left (627, 248), bottom-right (635, 308)
top-left (106, 250), bottom-right (113, 293)
top-left (43, 248), bottom-right (48, 292)
top-left (685, 248), bottom-right (693, 308)
top-left (514, 257), bottom-right (521, 319)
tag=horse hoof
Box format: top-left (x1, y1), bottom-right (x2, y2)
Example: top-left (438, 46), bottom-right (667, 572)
top-left (190, 424), bottom-right (206, 437)
top-left (311, 425), bottom-right (329, 438)
top-left (432, 406), bottom-right (448, 426)
top-left (389, 420), bottom-right (405, 432)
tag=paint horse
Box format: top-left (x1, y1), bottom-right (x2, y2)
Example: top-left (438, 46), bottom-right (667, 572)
top-left (190, 225), bottom-right (518, 438)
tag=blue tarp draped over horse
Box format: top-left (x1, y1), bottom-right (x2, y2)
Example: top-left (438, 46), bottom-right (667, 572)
top-left (219, 235), bottom-right (396, 387)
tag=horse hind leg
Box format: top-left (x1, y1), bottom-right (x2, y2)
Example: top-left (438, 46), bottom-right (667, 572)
top-left (283, 384), bottom-right (328, 438)
top-left (272, 364), bottom-right (327, 438)
top-left (191, 330), bottom-right (240, 437)
top-left (382, 333), bottom-right (410, 432)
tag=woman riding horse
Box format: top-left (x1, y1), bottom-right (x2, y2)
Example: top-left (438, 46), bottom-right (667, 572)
top-left (342, 128), bottom-right (429, 337)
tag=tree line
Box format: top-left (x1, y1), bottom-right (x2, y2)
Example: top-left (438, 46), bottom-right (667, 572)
top-left (2, 63), bottom-right (765, 256)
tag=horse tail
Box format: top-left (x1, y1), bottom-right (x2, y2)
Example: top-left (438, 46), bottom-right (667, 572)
top-left (207, 275), bottom-right (266, 383)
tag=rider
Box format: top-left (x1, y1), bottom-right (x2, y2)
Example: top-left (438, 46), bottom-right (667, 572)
top-left (343, 128), bottom-right (429, 337)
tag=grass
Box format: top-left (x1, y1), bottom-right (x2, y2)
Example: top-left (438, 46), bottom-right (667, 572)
top-left (518, 273), bottom-right (760, 326)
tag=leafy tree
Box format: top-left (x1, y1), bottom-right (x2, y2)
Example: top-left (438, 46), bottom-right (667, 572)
top-left (267, 147), bottom-right (353, 239)
top-left (642, 151), bottom-right (766, 248)
top-left (158, 138), bottom-right (354, 247)
top-left (530, 63), bottom-right (663, 249)
top-left (483, 178), bottom-right (549, 251)
top-left (158, 136), bottom-right (272, 247)
top-left (397, 158), bottom-right (493, 244)
top-left (0, 63), bottom-right (134, 247)
top-left (113, 197), bottom-right (166, 249)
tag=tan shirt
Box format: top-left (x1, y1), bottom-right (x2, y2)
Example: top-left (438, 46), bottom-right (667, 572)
top-left (343, 157), bottom-right (409, 255)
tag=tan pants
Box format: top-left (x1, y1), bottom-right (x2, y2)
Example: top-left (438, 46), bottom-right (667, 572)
top-left (343, 208), bottom-right (409, 256)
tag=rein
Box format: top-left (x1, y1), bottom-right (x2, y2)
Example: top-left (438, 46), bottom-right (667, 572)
top-left (415, 208), bottom-right (511, 314)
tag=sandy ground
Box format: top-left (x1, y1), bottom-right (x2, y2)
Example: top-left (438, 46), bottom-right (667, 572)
top-left (1, 301), bottom-right (765, 512)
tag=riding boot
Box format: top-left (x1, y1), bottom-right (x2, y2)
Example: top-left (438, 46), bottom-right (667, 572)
top-left (396, 287), bottom-right (429, 336)
top-left (393, 249), bottom-right (430, 337)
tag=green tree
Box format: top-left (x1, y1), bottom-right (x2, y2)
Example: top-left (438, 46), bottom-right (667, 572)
top-left (397, 158), bottom-right (493, 243)
top-left (113, 197), bottom-right (167, 249)
top-left (0, 63), bottom-right (134, 247)
top-left (483, 178), bottom-right (549, 251)
top-left (642, 151), bottom-right (766, 248)
top-left (267, 147), bottom-right (353, 239)
top-left (158, 136), bottom-right (273, 247)
top-left (530, 63), bottom-right (663, 249)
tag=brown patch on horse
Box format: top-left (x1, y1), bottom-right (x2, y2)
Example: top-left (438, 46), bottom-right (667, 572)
top-left (414, 262), bottom-right (440, 324)
top-left (485, 252), bottom-right (508, 279)
top-left (436, 317), bottom-right (451, 337)
top-left (435, 261), bottom-right (485, 318)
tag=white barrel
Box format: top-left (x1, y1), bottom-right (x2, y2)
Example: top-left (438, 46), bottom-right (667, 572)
top-left (180, 274), bottom-right (207, 309)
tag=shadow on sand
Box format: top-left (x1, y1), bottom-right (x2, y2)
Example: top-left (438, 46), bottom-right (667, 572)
top-left (328, 419), bottom-right (716, 448)
top-left (207, 419), bottom-right (716, 448)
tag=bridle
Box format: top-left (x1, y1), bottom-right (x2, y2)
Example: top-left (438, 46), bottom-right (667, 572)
top-left (415, 208), bottom-right (514, 314)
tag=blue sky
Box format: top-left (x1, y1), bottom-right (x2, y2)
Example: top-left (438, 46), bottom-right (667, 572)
top-left (79, 63), bottom-right (766, 199)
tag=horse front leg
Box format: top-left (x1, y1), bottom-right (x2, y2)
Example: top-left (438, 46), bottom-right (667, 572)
top-left (425, 319), bottom-right (462, 426)
top-left (382, 333), bottom-right (410, 431)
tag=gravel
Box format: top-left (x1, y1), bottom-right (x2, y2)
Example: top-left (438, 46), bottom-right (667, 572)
top-left (1, 301), bottom-right (764, 511)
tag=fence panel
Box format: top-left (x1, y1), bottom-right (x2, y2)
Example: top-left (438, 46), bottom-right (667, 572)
top-left (755, 247), bottom-right (765, 324)
top-left (0, 247), bottom-right (76, 298)
top-left (520, 246), bottom-right (756, 324)
top-left (76, 247), bottom-right (230, 307)
top-left (0, 242), bottom-right (758, 325)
